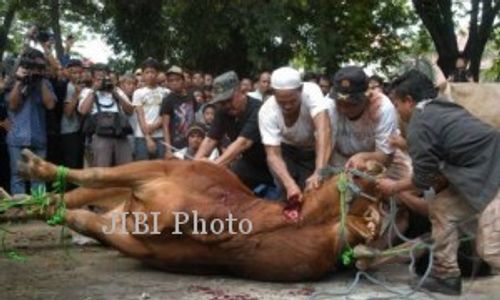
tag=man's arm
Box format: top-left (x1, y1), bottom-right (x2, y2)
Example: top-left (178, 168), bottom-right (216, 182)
top-left (161, 114), bottom-right (172, 155)
top-left (78, 91), bottom-right (95, 116)
top-left (148, 118), bottom-right (163, 133)
top-left (113, 89), bottom-right (134, 115)
top-left (7, 81), bottom-right (24, 111)
top-left (305, 110), bottom-right (332, 190)
top-left (214, 137), bottom-right (253, 166)
top-left (195, 137), bottom-right (218, 159)
top-left (265, 145), bottom-right (302, 201)
top-left (41, 81), bottom-right (56, 110)
top-left (136, 106), bottom-right (150, 136)
top-left (313, 111), bottom-right (332, 171)
top-left (7, 67), bottom-right (29, 111)
top-left (63, 85), bottom-right (81, 117)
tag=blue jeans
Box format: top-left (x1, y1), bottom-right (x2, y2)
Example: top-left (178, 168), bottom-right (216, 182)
top-left (134, 137), bottom-right (166, 160)
top-left (8, 145), bottom-right (46, 195)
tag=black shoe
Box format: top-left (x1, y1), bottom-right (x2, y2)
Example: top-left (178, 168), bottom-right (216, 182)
top-left (412, 275), bottom-right (462, 296)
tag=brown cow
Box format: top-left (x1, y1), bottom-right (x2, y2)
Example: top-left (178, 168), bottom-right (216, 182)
top-left (7, 149), bottom-right (384, 282)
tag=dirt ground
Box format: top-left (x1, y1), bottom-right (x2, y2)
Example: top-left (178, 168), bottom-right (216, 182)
top-left (0, 221), bottom-right (498, 300)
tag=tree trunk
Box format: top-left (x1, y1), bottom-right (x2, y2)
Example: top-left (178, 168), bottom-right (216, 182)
top-left (0, 0), bottom-right (19, 61)
top-left (49, 0), bottom-right (64, 61)
top-left (412, 0), bottom-right (459, 78)
top-left (414, 0), bottom-right (499, 82)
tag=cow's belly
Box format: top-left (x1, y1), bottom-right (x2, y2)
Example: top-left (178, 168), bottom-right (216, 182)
top-left (136, 223), bottom-right (338, 281)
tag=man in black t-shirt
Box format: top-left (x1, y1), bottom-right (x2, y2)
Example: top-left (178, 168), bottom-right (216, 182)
top-left (194, 71), bottom-right (274, 192)
top-left (160, 66), bottom-right (197, 157)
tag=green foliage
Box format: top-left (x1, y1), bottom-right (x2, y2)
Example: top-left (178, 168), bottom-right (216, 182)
top-left (482, 27), bottom-right (500, 82)
top-left (99, 0), bottom-right (417, 76)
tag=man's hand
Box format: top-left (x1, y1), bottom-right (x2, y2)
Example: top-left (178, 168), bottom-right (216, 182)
top-left (285, 182), bottom-right (303, 203)
top-left (0, 119), bottom-right (11, 132)
top-left (145, 136), bottom-right (157, 155)
top-left (164, 152), bottom-right (175, 160)
top-left (376, 178), bottom-right (399, 196)
top-left (389, 134), bottom-right (407, 150)
top-left (345, 153), bottom-right (367, 170)
top-left (16, 67), bottom-right (28, 80)
top-left (305, 172), bottom-right (322, 191)
top-left (147, 124), bottom-right (158, 135)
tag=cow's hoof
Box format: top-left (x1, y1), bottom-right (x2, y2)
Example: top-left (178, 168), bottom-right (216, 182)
top-left (18, 149), bottom-right (56, 181)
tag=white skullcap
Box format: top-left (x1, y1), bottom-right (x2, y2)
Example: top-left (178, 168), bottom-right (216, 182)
top-left (271, 67), bottom-right (302, 90)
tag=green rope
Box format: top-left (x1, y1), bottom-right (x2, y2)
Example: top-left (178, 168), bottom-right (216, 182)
top-left (0, 166), bottom-right (70, 261)
top-left (337, 172), bottom-right (355, 266)
top-left (47, 166), bottom-right (69, 226)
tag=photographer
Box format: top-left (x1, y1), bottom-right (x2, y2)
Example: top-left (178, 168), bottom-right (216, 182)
top-left (5, 48), bottom-right (56, 195)
top-left (79, 63), bottom-right (134, 167)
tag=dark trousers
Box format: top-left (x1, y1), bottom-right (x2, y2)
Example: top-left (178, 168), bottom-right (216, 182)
top-left (281, 143), bottom-right (316, 190)
top-left (61, 132), bottom-right (84, 169)
top-left (231, 158), bottom-right (274, 191)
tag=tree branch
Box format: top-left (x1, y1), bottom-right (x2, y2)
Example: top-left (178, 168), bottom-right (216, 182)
top-left (0, 0), bottom-right (19, 61)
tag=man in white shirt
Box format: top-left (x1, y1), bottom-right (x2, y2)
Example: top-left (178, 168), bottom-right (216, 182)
top-left (258, 67), bottom-right (333, 202)
top-left (132, 58), bottom-right (169, 160)
top-left (328, 66), bottom-right (399, 170)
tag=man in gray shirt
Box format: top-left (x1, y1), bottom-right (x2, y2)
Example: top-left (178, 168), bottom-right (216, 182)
top-left (60, 59), bottom-right (84, 171)
top-left (378, 70), bottom-right (500, 296)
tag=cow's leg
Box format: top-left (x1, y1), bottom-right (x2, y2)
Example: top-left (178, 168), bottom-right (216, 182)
top-left (18, 149), bottom-right (167, 189)
top-left (65, 208), bottom-right (150, 257)
top-left (64, 187), bottom-right (131, 209)
top-left (0, 187), bottom-right (131, 222)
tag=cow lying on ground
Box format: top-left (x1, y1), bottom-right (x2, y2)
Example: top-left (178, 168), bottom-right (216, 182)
top-left (2, 149), bottom-right (389, 281)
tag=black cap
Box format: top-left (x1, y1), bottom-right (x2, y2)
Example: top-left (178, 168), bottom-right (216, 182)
top-left (332, 66), bottom-right (369, 103)
top-left (91, 63), bottom-right (109, 73)
top-left (66, 59), bottom-right (83, 68)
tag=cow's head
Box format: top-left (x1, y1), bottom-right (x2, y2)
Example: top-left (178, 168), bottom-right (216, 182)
top-left (298, 162), bottom-right (386, 240)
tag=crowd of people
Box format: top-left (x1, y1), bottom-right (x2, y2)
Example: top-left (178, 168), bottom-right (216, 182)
top-left (0, 36), bottom-right (499, 296)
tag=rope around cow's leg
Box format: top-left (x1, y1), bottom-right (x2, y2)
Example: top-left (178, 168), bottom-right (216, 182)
top-left (0, 166), bottom-right (70, 261)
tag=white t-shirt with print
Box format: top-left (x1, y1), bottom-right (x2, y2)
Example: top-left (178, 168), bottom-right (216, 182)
top-left (330, 91), bottom-right (398, 158)
top-left (132, 86), bottom-right (169, 138)
top-left (78, 88), bottom-right (120, 114)
top-left (258, 82), bottom-right (332, 149)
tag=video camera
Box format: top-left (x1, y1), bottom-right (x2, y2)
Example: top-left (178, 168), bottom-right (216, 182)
top-left (17, 48), bottom-right (47, 85)
top-left (98, 76), bottom-right (114, 91)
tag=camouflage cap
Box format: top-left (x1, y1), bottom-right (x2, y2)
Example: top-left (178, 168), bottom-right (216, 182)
top-left (332, 66), bottom-right (369, 103)
top-left (209, 71), bottom-right (239, 104)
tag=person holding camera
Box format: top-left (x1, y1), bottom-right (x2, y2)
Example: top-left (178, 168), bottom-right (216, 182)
top-left (5, 48), bottom-right (56, 195)
top-left (79, 63), bottom-right (134, 167)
